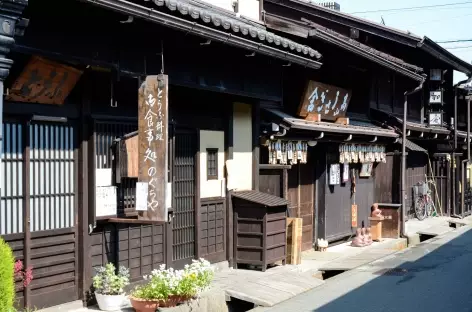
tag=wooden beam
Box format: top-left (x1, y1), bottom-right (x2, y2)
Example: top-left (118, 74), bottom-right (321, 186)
top-left (107, 218), bottom-right (166, 225)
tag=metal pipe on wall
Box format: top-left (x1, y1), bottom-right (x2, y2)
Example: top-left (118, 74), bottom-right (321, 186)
top-left (401, 81), bottom-right (424, 237)
top-left (454, 77), bottom-right (471, 218)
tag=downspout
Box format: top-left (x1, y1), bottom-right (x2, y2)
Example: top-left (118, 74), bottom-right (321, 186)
top-left (401, 80), bottom-right (424, 237)
top-left (453, 76), bottom-right (472, 218)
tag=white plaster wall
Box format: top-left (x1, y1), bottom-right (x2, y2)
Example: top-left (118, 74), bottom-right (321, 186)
top-left (200, 130), bottom-right (225, 198)
top-left (202, 0), bottom-right (233, 12)
top-left (238, 0), bottom-right (260, 21)
top-left (231, 102), bottom-right (253, 191)
top-left (200, 0), bottom-right (260, 21)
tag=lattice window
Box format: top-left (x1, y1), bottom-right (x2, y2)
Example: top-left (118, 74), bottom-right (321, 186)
top-left (206, 148), bottom-right (218, 180)
top-left (0, 122), bottom-right (24, 235)
top-left (29, 124), bottom-right (75, 231)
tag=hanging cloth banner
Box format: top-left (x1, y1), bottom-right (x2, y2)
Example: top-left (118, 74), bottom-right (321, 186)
top-left (339, 144), bottom-right (386, 164)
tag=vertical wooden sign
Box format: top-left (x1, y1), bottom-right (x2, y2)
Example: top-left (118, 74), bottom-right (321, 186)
top-left (351, 204), bottom-right (358, 228)
top-left (137, 75), bottom-right (169, 221)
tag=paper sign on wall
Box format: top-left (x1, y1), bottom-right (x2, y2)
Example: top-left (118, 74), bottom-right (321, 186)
top-left (96, 168), bottom-right (112, 187)
top-left (96, 186), bottom-right (117, 217)
top-left (329, 164), bottom-right (341, 185)
top-left (136, 182), bottom-right (149, 212)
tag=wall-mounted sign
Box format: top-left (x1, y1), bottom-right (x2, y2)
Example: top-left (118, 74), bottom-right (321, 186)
top-left (138, 75), bottom-right (169, 222)
top-left (6, 56), bottom-right (83, 105)
top-left (298, 80), bottom-right (352, 121)
top-left (329, 164), bottom-right (341, 185)
top-left (360, 163), bottom-right (374, 177)
top-left (267, 140), bottom-right (308, 165)
top-left (430, 69), bottom-right (442, 81)
top-left (339, 144), bottom-right (386, 164)
top-left (96, 186), bottom-right (117, 218)
top-left (342, 163), bottom-right (349, 183)
top-left (429, 91), bottom-right (442, 104)
top-left (428, 112), bottom-right (442, 126)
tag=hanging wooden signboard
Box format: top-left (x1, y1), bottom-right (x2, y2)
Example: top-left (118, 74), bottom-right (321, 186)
top-left (298, 80), bottom-right (352, 121)
top-left (351, 204), bottom-right (358, 228)
top-left (6, 56), bottom-right (83, 105)
top-left (137, 75), bottom-right (169, 222)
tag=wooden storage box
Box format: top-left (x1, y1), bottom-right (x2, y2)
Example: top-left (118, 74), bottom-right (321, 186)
top-left (232, 191), bottom-right (289, 271)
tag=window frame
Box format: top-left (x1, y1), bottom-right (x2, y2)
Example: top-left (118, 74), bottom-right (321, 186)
top-left (206, 148), bottom-right (219, 180)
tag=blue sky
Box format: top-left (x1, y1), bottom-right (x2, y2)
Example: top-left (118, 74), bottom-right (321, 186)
top-left (334, 0), bottom-right (472, 83)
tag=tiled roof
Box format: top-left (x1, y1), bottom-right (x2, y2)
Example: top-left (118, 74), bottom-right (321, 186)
top-left (149, 0), bottom-right (322, 59)
top-left (304, 19), bottom-right (423, 73)
top-left (232, 190), bottom-right (289, 207)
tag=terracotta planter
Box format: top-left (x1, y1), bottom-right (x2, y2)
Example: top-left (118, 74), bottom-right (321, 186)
top-left (129, 297), bottom-right (159, 312)
top-left (159, 295), bottom-right (193, 307)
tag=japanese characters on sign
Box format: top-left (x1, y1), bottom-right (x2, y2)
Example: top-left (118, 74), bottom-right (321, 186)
top-left (267, 140), bottom-right (308, 165)
top-left (137, 75), bottom-right (169, 221)
top-left (339, 144), bottom-right (386, 164)
top-left (6, 56), bottom-right (83, 105)
top-left (298, 80), bottom-right (352, 121)
top-left (429, 91), bottom-right (442, 104)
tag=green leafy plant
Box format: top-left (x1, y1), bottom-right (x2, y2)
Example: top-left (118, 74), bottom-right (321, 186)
top-left (0, 237), bottom-right (15, 312)
top-left (131, 258), bottom-right (214, 303)
top-left (92, 263), bottom-right (130, 295)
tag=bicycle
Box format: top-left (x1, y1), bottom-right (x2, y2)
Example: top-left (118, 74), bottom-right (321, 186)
top-left (414, 180), bottom-right (437, 221)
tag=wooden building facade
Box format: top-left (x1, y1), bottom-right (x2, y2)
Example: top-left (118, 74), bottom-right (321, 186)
top-left (0, 0), bottom-right (322, 309)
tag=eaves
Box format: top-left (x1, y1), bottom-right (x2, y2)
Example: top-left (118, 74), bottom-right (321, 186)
top-left (84, 0), bottom-right (323, 69)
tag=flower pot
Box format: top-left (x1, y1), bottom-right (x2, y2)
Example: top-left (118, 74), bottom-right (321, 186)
top-left (130, 297), bottom-right (159, 312)
top-left (95, 293), bottom-right (125, 311)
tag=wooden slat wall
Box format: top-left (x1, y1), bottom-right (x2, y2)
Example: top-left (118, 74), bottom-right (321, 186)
top-left (200, 197), bottom-right (226, 263)
top-left (374, 154), bottom-right (399, 204)
top-left (91, 224), bottom-right (165, 285)
top-left (287, 163), bottom-right (315, 252)
top-left (299, 162), bottom-right (314, 251)
top-left (29, 228), bottom-right (77, 308)
top-left (3, 228), bottom-right (78, 309)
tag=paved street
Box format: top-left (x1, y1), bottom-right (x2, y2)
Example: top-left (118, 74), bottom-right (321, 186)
top-left (259, 226), bottom-right (472, 312)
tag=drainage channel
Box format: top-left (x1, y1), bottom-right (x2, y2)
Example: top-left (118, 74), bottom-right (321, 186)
top-left (418, 233), bottom-right (437, 243)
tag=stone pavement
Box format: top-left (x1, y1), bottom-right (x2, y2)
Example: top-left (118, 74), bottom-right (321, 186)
top-left (253, 225), bottom-right (472, 312)
top-left (215, 238), bottom-right (407, 307)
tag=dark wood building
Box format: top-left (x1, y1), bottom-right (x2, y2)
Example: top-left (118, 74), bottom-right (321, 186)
top-left (0, 0), bottom-right (322, 309)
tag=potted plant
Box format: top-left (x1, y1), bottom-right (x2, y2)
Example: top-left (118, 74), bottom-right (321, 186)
top-left (130, 258), bottom-right (214, 311)
top-left (93, 263), bottom-right (129, 311)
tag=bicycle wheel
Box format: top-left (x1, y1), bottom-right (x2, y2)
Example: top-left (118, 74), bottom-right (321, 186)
top-left (415, 196), bottom-right (427, 220)
top-left (425, 194), bottom-right (437, 217)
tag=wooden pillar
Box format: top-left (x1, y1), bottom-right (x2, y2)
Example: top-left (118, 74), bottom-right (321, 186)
top-left (78, 75), bottom-right (92, 305)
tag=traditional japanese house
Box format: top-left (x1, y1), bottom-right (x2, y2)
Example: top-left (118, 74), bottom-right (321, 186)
top-left (260, 0), bottom-right (472, 241)
top-left (0, 0), bottom-right (325, 309)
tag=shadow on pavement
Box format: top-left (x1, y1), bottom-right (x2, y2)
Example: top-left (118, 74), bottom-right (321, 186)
top-left (311, 227), bottom-right (472, 312)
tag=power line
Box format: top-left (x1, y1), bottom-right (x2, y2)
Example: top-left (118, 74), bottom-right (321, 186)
top-left (446, 45), bottom-right (472, 49)
top-left (437, 39), bottom-right (472, 43)
top-left (349, 1), bottom-right (472, 14)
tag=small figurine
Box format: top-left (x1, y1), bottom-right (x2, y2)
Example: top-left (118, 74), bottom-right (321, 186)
top-left (317, 238), bottom-right (328, 252)
top-left (351, 228), bottom-right (365, 247)
top-left (371, 203), bottom-right (383, 218)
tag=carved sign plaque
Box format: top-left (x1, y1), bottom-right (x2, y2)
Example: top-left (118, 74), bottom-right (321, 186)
top-left (6, 56), bottom-right (83, 105)
top-left (298, 80), bottom-right (352, 121)
top-left (137, 75), bottom-right (169, 222)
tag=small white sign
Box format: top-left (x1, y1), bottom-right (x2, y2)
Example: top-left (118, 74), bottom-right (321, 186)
top-left (329, 164), bottom-right (341, 185)
top-left (136, 182), bottom-right (149, 211)
top-left (429, 91), bottom-right (442, 104)
top-left (96, 168), bottom-right (113, 187)
top-left (166, 182), bottom-right (172, 209)
top-left (95, 186), bottom-right (117, 217)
